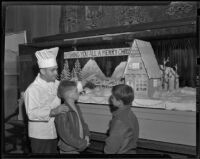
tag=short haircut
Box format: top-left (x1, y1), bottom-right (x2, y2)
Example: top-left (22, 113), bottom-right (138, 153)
top-left (57, 80), bottom-right (77, 99)
top-left (112, 84), bottom-right (134, 105)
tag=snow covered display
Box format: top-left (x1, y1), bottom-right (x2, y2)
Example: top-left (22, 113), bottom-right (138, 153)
top-left (62, 39), bottom-right (196, 111)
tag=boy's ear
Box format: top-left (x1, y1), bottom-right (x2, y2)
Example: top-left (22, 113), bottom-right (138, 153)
top-left (117, 99), bottom-right (124, 107)
top-left (114, 99), bottom-right (122, 107)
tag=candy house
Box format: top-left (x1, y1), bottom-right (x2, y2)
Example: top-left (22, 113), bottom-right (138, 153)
top-left (124, 39), bottom-right (162, 98)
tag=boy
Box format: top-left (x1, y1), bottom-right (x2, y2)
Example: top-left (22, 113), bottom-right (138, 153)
top-left (104, 84), bottom-right (139, 154)
top-left (54, 80), bottom-right (90, 154)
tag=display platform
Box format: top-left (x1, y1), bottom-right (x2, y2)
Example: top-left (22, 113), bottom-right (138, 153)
top-left (79, 102), bottom-right (196, 146)
top-left (79, 86), bottom-right (196, 111)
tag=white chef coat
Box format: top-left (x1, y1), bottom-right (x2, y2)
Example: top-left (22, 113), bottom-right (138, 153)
top-left (24, 74), bottom-right (61, 139)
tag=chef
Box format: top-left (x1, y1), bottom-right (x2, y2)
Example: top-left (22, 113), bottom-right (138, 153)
top-left (24, 47), bottom-right (68, 154)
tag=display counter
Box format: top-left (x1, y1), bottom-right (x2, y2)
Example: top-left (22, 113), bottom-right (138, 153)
top-left (79, 102), bottom-right (196, 146)
top-left (79, 86), bottom-right (196, 111)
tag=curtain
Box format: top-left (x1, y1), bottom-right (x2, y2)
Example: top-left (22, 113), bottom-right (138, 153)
top-left (151, 37), bottom-right (197, 88)
top-left (5, 5), bottom-right (61, 42)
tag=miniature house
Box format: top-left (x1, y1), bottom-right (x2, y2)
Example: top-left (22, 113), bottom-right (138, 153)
top-left (124, 39), bottom-right (162, 98)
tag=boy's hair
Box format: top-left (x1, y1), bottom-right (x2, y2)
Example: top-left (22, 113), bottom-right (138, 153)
top-left (112, 84), bottom-right (134, 105)
top-left (57, 80), bottom-right (77, 99)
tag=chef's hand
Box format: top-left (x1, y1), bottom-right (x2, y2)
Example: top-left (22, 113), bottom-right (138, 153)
top-left (85, 136), bottom-right (90, 146)
top-left (49, 104), bottom-right (69, 117)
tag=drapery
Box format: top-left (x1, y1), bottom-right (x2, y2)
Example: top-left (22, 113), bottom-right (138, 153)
top-left (5, 5), bottom-right (61, 42)
top-left (151, 37), bottom-right (197, 88)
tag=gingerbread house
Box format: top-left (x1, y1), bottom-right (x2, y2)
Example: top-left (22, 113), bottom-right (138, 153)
top-left (124, 39), bottom-right (162, 98)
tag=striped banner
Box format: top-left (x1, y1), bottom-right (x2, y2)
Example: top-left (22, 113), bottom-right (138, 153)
top-left (64, 47), bottom-right (137, 59)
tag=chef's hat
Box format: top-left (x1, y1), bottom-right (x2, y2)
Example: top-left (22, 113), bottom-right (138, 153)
top-left (35, 47), bottom-right (59, 68)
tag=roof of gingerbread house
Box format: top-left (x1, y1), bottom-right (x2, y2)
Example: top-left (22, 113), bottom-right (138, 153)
top-left (131, 39), bottom-right (161, 79)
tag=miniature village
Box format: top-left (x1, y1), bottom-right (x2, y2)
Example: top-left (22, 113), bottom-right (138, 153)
top-left (60, 39), bottom-right (196, 111)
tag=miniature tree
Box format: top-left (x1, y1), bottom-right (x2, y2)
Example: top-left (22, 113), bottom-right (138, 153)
top-left (71, 67), bottom-right (78, 81)
top-left (174, 64), bottom-right (179, 89)
top-left (74, 59), bottom-right (82, 81)
top-left (171, 64), bottom-right (179, 89)
top-left (168, 68), bottom-right (175, 91)
top-left (60, 60), bottom-right (71, 81)
top-left (160, 57), bottom-right (169, 89)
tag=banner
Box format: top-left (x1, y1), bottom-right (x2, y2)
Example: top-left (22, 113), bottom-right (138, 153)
top-left (64, 47), bottom-right (134, 59)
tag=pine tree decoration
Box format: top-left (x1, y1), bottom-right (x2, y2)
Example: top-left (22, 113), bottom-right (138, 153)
top-left (74, 59), bottom-right (82, 81)
top-left (160, 57), bottom-right (169, 89)
top-left (60, 60), bottom-right (71, 80)
top-left (71, 67), bottom-right (78, 81)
